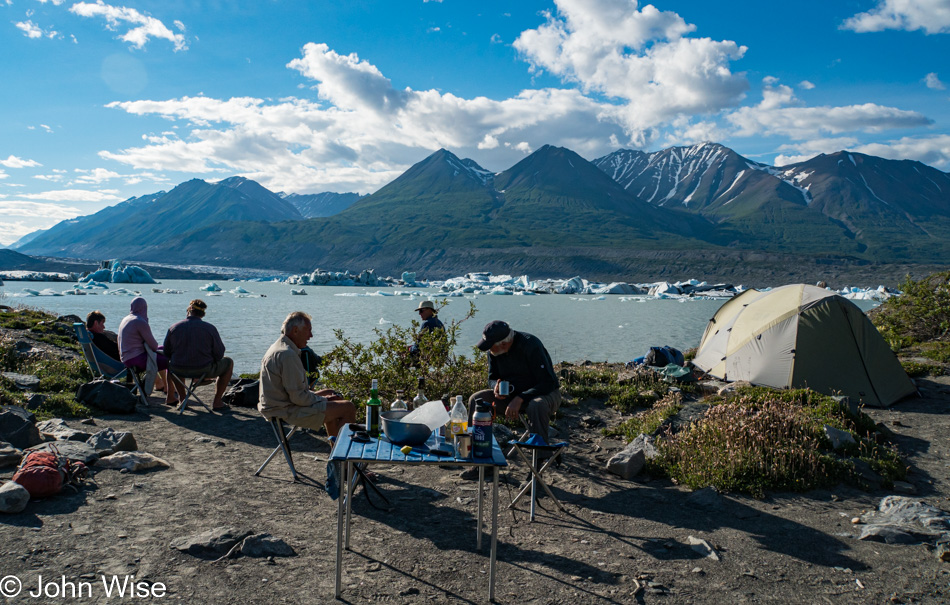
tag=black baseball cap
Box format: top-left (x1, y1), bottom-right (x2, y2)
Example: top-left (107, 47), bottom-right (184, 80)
top-left (476, 320), bottom-right (510, 351)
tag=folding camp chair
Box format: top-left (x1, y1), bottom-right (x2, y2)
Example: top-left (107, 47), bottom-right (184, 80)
top-left (167, 367), bottom-right (212, 415)
top-left (73, 323), bottom-right (148, 407)
top-left (507, 434), bottom-right (568, 521)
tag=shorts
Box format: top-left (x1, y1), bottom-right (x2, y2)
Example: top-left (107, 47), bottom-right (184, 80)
top-left (169, 357), bottom-right (233, 379)
top-left (284, 402), bottom-right (328, 431)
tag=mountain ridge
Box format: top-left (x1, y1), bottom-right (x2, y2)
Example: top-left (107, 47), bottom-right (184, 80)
top-left (12, 142), bottom-right (950, 280)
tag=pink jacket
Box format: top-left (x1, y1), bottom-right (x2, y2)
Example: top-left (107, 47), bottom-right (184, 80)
top-left (117, 297), bottom-right (160, 362)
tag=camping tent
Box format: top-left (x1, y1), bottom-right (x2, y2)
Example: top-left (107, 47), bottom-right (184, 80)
top-left (692, 284), bottom-right (916, 407)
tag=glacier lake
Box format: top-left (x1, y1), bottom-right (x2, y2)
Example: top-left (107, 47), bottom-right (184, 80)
top-left (3, 279), bottom-right (879, 375)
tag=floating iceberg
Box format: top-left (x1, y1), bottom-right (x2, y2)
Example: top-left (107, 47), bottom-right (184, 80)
top-left (200, 282), bottom-right (223, 292)
top-left (287, 268), bottom-right (389, 287)
top-left (79, 260), bottom-right (156, 284)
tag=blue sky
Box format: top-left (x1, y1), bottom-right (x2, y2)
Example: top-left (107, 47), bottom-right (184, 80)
top-left (1, 0), bottom-right (948, 246)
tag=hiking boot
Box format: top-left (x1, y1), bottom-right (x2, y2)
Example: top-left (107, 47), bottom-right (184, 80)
top-left (459, 466), bottom-right (493, 481)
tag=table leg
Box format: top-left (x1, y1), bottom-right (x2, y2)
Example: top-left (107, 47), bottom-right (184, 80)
top-left (345, 460), bottom-right (354, 550)
top-left (530, 449), bottom-right (537, 522)
top-left (477, 465), bottom-right (484, 550)
top-left (335, 461), bottom-right (344, 599)
top-left (489, 467), bottom-right (499, 602)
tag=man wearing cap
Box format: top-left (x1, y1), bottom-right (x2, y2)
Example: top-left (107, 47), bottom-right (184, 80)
top-left (408, 300), bottom-right (445, 357)
top-left (469, 320), bottom-right (562, 441)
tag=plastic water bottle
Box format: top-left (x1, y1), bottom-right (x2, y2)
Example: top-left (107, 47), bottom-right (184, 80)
top-left (472, 399), bottom-right (493, 459)
top-left (449, 395), bottom-right (468, 438)
top-left (391, 390), bottom-right (407, 411)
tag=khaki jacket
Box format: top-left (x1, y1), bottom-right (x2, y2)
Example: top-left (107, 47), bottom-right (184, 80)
top-left (258, 335), bottom-right (326, 418)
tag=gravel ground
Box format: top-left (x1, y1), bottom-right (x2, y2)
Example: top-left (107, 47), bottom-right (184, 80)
top-left (2, 375), bottom-right (950, 604)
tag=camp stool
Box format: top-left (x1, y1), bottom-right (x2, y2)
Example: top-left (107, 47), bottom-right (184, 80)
top-left (73, 322), bottom-right (148, 407)
top-left (507, 434), bottom-right (568, 522)
top-left (505, 413), bottom-right (531, 458)
top-left (256, 416), bottom-right (301, 481)
top-left (167, 367), bottom-right (212, 414)
top-left (256, 417), bottom-right (332, 481)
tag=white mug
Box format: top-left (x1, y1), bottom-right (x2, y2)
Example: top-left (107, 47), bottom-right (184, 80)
top-left (498, 381), bottom-right (510, 396)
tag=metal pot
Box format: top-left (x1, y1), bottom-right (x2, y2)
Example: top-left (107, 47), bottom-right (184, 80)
top-left (380, 410), bottom-right (432, 446)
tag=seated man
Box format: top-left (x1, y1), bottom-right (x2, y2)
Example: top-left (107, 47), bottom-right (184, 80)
top-left (464, 320), bottom-right (563, 479)
top-left (259, 311), bottom-right (356, 438)
top-left (163, 299), bottom-right (233, 410)
top-left (86, 310), bottom-right (120, 362)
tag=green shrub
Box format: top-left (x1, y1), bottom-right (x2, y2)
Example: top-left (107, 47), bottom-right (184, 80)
top-left (603, 391), bottom-right (683, 441)
top-left (920, 341), bottom-right (950, 364)
top-left (561, 365), bottom-right (679, 414)
top-left (901, 361), bottom-right (942, 377)
top-left (654, 387), bottom-right (902, 498)
top-left (871, 271), bottom-right (950, 349)
top-left (32, 392), bottom-right (93, 421)
top-left (0, 306), bottom-right (80, 351)
top-left (319, 300), bottom-right (485, 418)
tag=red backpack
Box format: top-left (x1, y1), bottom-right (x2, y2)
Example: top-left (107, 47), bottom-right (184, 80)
top-left (13, 449), bottom-right (88, 499)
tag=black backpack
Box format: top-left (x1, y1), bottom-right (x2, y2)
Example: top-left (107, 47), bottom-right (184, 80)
top-left (76, 380), bottom-right (138, 414)
top-left (222, 379), bottom-right (260, 408)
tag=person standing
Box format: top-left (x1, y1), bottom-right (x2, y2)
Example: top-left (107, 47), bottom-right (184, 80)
top-left (163, 299), bottom-right (233, 410)
top-left (259, 311), bottom-right (356, 438)
top-left (408, 300), bottom-right (445, 357)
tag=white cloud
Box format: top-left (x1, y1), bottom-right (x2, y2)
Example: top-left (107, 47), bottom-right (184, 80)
top-left (0, 170), bottom-right (7, 180)
top-left (851, 134), bottom-right (950, 170)
top-left (72, 167), bottom-right (121, 184)
top-left (513, 0), bottom-right (748, 134)
top-left (69, 1), bottom-right (188, 51)
top-left (13, 189), bottom-right (122, 203)
top-left (427, 27), bottom-right (440, 33)
top-left (925, 72), bottom-right (946, 90)
top-left (0, 221), bottom-right (47, 247)
top-left (15, 20), bottom-right (57, 39)
top-left (0, 156), bottom-right (42, 168)
top-left (33, 173), bottom-right (66, 182)
top-left (842, 0), bottom-right (950, 34)
top-left (101, 43), bottom-right (633, 193)
top-left (0, 200), bottom-right (82, 218)
top-left (799, 80), bottom-right (815, 90)
top-left (97, 36), bottom-right (941, 196)
top-left (773, 137), bottom-right (861, 166)
top-left (490, 33), bottom-right (502, 44)
top-left (727, 80), bottom-right (931, 139)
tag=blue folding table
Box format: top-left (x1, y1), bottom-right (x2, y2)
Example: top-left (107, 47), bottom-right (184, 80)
top-left (331, 424), bottom-right (508, 602)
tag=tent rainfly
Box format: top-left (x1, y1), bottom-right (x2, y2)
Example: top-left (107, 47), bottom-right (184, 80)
top-left (692, 284), bottom-right (916, 407)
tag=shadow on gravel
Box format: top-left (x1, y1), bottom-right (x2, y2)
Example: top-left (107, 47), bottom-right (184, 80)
top-left (0, 484), bottom-right (92, 526)
top-left (347, 475), bottom-right (622, 602)
top-left (547, 460), bottom-right (866, 571)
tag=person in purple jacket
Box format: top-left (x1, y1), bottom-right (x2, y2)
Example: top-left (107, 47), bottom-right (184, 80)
top-left (117, 297), bottom-right (176, 405)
